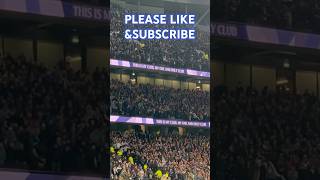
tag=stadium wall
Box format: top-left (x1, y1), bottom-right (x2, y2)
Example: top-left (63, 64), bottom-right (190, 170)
top-left (203, 84), bottom-right (210, 91)
top-left (181, 81), bottom-right (189, 89)
top-left (226, 63), bottom-right (251, 89)
top-left (110, 72), bottom-right (210, 91)
top-left (111, 73), bottom-right (121, 80)
top-left (252, 66), bottom-right (276, 90)
top-left (0, 36), bottom-right (3, 56)
top-left (38, 40), bottom-right (64, 68)
top-left (296, 71), bottom-right (317, 94)
top-left (121, 74), bottom-right (130, 82)
top-left (4, 37), bottom-right (33, 61)
top-left (212, 61), bottom-right (225, 86)
top-left (137, 76), bottom-right (154, 85)
top-left (2, 36), bottom-right (106, 72)
top-left (87, 47), bottom-right (108, 72)
top-left (212, 61), bottom-right (320, 94)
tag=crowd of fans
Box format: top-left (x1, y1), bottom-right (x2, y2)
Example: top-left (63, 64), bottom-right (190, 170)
top-left (111, 128), bottom-right (210, 179)
top-left (110, 4), bottom-right (210, 71)
top-left (110, 79), bottom-right (209, 121)
top-left (213, 0), bottom-right (320, 32)
top-left (213, 85), bottom-right (320, 180)
top-left (0, 54), bottom-right (107, 174)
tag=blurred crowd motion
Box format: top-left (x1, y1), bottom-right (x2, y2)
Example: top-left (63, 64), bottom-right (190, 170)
top-left (110, 79), bottom-right (209, 121)
top-left (110, 4), bottom-right (210, 71)
top-left (213, 85), bottom-right (320, 180)
top-left (0, 54), bottom-right (107, 174)
top-left (111, 128), bottom-right (210, 179)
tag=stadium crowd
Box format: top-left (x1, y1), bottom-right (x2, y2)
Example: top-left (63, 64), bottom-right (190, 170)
top-left (111, 128), bottom-right (210, 179)
top-left (0, 54), bottom-right (107, 174)
top-left (110, 79), bottom-right (209, 121)
top-left (213, 0), bottom-right (320, 32)
top-left (213, 85), bottom-right (320, 180)
top-left (110, 4), bottom-right (210, 71)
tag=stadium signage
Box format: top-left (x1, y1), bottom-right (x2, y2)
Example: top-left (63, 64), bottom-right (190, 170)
top-left (110, 59), bottom-right (210, 78)
top-left (0, 0), bottom-right (110, 22)
top-left (110, 115), bottom-right (210, 128)
top-left (0, 170), bottom-right (104, 180)
top-left (212, 22), bottom-right (320, 50)
top-left (211, 23), bottom-right (238, 37)
top-left (71, 5), bottom-right (109, 21)
top-left (155, 119), bottom-right (210, 128)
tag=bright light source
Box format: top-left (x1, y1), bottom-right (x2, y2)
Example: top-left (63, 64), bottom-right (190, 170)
top-left (283, 59), bottom-right (290, 68)
top-left (71, 35), bottom-right (79, 44)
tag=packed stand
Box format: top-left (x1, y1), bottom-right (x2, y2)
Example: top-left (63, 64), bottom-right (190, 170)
top-left (0, 54), bottom-right (107, 174)
top-left (213, 85), bottom-right (320, 180)
top-left (110, 79), bottom-right (209, 121)
top-left (111, 128), bottom-right (210, 179)
top-left (110, 4), bottom-right (210, 71)
top-left (213, 0), bottom-right (320, 33)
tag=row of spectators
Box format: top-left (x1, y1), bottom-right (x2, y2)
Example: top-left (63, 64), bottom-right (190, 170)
top-left (111, 128), bottom-right (210, 179)
top-left (110, 3), bottom-right (210, 71)
top-left (110, 79), bottom-right (209, 121)
top-left (213, 85), bottom-right (320, 180)
top-left (213, 0), bottom-right (320, 32)
top-left (0, 54), bottom-right (107, 174)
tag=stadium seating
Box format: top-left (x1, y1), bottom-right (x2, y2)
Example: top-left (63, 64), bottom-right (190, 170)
top-left (111, 129), bottom-right (210, 179)
top-left (110, 79), bottom-right (209, 121)
top-left (0, 54), bottom-right (106, 174)
top-left (213, 85), bottom-right (320, 180)
top-left (110, 4), bottom-right (210, 71)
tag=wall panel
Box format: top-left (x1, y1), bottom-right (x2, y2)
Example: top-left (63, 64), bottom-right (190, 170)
top-left (38, 40), bottom-right (63, 68)
top-left (226, 63), bottom-right (250, 89)
top-left (212, 61), bottom-right (224, 86)
top-left (87, 47), bottom-right (108, 72)
top-left (252, 66), bottom-right (276, 90)
top-left (296, 71), bottom-right (317, 94)
top-left (4, 37), bottom-right (33, 60)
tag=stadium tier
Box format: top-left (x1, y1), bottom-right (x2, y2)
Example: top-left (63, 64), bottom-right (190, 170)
top-left (212, 28), bottom-right (320, 179)
top-left (110, 3), bottom-right (210, 71)
top-left (111, 126), bottom-right (210, 179)
top-left (213, 85), bottom-right (320, 180)
top-left (110, 1), bottom-right (210, 180)
top-left (0, 0), bottom-right (108, 174)
top-left (0, 54), bottom-right (107, 174)
top-left (110, 79), bottom-right (209, 122)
